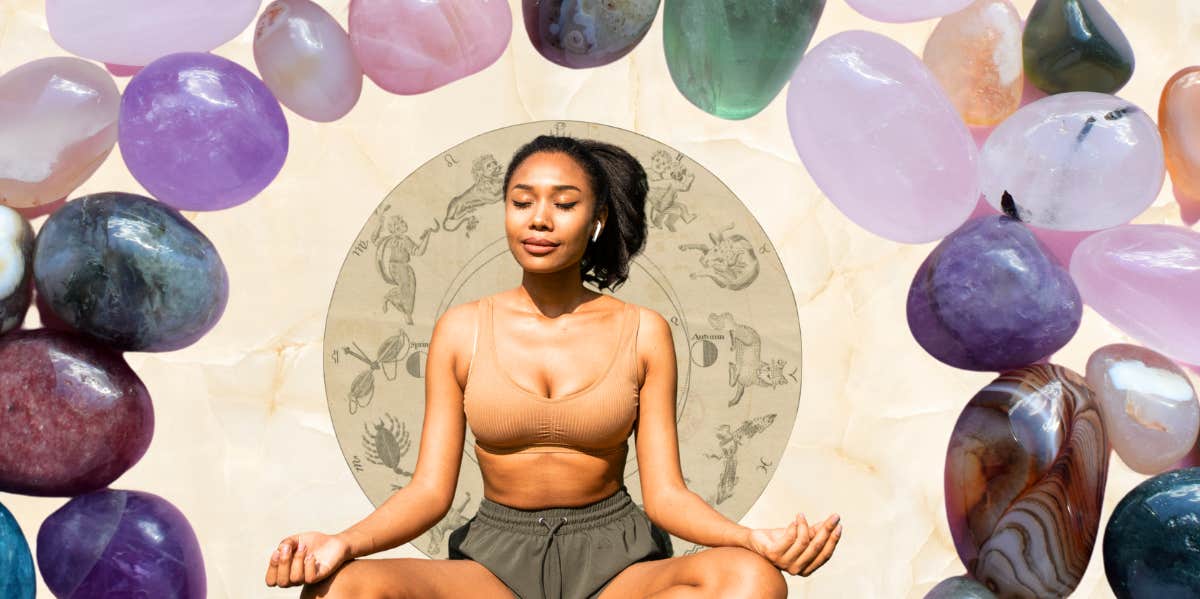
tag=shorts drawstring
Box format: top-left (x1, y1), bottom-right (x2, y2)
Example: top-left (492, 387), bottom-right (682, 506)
top-left (537, 516), bottom-right (567, 599)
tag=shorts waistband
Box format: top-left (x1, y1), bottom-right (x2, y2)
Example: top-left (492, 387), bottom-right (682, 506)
top-left (475, 486), bottom-right (637, 534)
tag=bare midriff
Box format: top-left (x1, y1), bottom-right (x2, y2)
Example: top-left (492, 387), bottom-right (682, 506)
top-left (475, 442), bottom-right (629, 509)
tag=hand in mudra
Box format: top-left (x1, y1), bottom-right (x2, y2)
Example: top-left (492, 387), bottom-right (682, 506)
top-left (264, 531), bottom-right (352, 588)
top-left (746, 512), bottom-right (842, 577)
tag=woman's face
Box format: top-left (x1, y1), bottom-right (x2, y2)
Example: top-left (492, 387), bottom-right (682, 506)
top-left (504, 151), bottom-right (604, 274)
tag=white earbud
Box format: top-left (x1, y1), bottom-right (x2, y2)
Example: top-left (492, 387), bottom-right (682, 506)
top-left (591, 221), bottom-right (602, 242)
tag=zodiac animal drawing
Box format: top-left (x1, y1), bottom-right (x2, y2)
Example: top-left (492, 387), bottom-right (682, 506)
top-left (441, 154), bottom-right (505, 237)
top-left (362, 413), bottom-right (414, 481)
top-left (647, 149), bottom-right (697, 232)
top-left (679, 223), bottom-right (759, 291)
top-left (707, 313), bottom-right (793, 406)
top-left (703, 413), bottom-right (777, 505)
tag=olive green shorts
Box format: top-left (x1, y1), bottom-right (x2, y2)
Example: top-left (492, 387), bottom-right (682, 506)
top-left (448, 485), bottom-right (674, 599)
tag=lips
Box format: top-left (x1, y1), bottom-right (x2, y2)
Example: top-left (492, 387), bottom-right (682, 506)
top-left (522, 239), bottom-right (558, 246)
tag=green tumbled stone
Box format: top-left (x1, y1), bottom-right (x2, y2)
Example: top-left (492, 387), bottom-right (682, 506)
top-left (663, 0), bottom-right (826, 120)
top-left (1023, 0), bottom-right (1134, 94)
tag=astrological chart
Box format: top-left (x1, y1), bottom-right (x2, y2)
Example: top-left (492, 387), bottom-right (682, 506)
top-left (323, 120), bottom-right (803, 558)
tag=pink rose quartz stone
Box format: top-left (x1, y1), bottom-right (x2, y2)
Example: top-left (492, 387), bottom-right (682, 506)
top-left (349, 0), bottom-right (513, 95)
top-left (46, 0), bottom-right (261, 66)
top-left (1071, 224), bottom-right (1200, 365)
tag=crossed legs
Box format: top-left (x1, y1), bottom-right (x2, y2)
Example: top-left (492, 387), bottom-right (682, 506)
top-left (299, 546), bottom-right (787, 599)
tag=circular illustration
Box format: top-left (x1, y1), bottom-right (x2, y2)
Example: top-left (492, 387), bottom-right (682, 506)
top-left (323, 120), bottom-right (803, 558)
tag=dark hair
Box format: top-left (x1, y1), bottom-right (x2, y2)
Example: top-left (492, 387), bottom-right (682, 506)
top-left (503, 135), bottom-right (648, 291)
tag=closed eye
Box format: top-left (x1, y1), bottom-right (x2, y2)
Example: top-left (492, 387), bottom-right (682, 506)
top-left (510, 201), bottom-right (577, 210)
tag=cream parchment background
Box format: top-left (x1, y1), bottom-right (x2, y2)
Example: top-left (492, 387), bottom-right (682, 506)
top-left (2, 1), bottom-right (1196, 597)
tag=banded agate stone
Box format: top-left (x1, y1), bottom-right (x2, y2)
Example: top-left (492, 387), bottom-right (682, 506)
top-left (945, 364), bottom-right (1108, 598)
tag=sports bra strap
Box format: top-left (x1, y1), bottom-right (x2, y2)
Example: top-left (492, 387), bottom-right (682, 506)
top-left (467, 297), bottom-right (483, 380)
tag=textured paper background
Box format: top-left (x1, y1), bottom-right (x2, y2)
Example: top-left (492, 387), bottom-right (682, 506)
top-left (1, 1), bottom-right (1196, 597)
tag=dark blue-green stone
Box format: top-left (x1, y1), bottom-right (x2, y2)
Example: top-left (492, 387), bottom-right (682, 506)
top-left (1103, 467), bottom-right (1200, 599)
top-left (33, 192), bottom-right (229, 352)
top-left (1023, 0), bottom-right (1135, 94)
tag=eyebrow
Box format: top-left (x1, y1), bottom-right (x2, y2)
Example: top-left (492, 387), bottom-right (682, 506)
top-left (510, 184), bottom-right (582, 193)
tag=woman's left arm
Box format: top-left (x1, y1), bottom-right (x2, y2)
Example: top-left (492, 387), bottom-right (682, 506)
top-left (633, 308), bottom-right (751, 549)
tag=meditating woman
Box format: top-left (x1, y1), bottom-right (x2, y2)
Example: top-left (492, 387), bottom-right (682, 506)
top-left (265, 134), bottom-right (842, 598)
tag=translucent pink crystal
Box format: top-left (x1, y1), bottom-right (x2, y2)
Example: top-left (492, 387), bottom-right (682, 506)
top-left (1071, 224), bottom-right (1200, 365)
top-left (349, 0), bottom-right (512, 95)
top-left (46, 0), bottom-right (261, 66)
top-left (786, 30), bottom-right (979, 243)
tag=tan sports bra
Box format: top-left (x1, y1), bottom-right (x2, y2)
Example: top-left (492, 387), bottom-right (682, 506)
top-left (463, 294), bottom-right (640, 456)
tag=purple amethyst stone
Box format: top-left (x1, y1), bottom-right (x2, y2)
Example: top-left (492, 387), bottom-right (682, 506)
top-left (907, 215), bottom-right (1082, 371)
top-left (37, 489), bottom-right (206, 599)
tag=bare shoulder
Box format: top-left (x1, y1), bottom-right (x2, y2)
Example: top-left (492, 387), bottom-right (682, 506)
top-left (629, 303), bottom-right (670, 337)
top-left (430, 299), bottom-right (483, 384)
top-left (630, 303), bottom-right (673, 367)
top-left (432, 299), bottom-right (480, 340)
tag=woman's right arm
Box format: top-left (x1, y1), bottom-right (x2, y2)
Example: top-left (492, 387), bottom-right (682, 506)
top-left (266, 302), bottom-right (476, 587)
top-left (335, 301), bottom-right (475, 557)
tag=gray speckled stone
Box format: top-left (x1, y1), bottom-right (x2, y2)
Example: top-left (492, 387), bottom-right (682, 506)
top-left (926, 576), bottom-right (996, 598)
top-left (33, 192), bottom-right (228, 352)
top-left (0, 206), bottom-right (34, 335)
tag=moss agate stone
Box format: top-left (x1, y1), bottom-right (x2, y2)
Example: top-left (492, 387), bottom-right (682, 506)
top-left (1103, 468), bottom-right (1200, 599)
top-left (664, 0), bottom-right (826, 120)
top-left (1023, 0), bottom-right (1134, 94)
top-left (0, 329), bottom-right (153, 496)
top-left (33, 192), bottom-right (229, 352)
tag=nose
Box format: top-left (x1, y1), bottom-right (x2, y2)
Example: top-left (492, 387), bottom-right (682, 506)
top-left (530, 198), bottom-right (551, 229)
